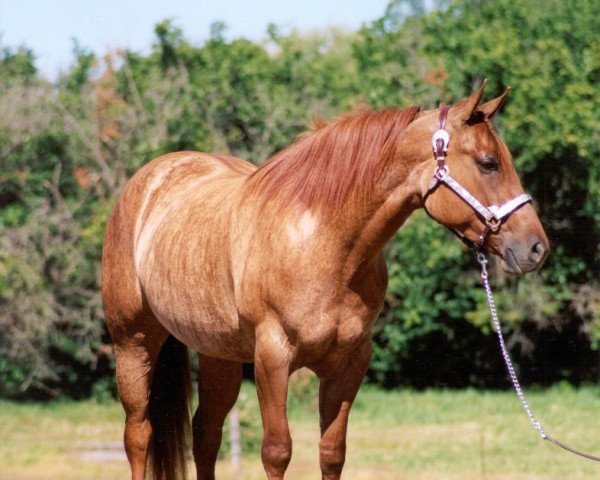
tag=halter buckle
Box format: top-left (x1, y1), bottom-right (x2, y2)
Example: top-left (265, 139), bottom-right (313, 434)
top-left (431, 129), bottom-right (450, 155)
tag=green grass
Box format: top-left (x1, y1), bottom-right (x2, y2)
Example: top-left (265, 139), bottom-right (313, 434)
top-left (1, 379), bottom-right (600, 479)
top-left (344, 385), bottom-right (600, 479)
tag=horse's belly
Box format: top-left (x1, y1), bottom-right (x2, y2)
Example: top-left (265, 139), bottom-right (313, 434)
top-left (145, 290), bottom-right (254, 362)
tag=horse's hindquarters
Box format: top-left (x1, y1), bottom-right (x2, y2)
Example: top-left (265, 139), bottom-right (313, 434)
top-left (126, 153), bottom-right (255, 361)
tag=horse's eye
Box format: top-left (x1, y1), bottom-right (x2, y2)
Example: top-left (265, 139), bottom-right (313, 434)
top-left (476, 157), bottom-right (499, 174)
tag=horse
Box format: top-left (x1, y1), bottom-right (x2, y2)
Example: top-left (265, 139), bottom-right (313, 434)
top-left (101, 81), bottom-right (549, 480)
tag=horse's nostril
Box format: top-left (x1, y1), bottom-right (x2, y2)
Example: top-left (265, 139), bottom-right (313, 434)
top-left (530, 240), bottom-right (547, 263)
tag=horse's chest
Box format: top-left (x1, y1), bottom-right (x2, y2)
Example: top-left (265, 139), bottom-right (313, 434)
top-left (300, 312), bottom-right (366, 344)
top-left (290, 299), bottom-right (378, 367)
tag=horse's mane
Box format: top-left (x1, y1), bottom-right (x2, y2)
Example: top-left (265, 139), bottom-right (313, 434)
top-left (245, 105), bottom-right (421, 212)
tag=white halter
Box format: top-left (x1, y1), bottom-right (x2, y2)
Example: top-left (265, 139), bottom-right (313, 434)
top-left (425, 104), bottom-right (532, 249)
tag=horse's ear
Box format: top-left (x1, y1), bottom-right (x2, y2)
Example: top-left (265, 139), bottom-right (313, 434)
top-left (449, 79), bottom-right (487, 123)
top-left (476, 87), bottom-right (510, 118)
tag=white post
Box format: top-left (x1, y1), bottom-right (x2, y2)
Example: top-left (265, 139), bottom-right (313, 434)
top-left (229, 407), bottom-right (241, 474)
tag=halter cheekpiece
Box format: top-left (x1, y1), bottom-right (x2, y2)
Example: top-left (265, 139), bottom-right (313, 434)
top-left (425, 103), bottom-right (532, 250)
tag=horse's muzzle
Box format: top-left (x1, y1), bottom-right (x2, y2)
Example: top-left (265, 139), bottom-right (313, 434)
top-left (501, 236), bottom-right (549, 275)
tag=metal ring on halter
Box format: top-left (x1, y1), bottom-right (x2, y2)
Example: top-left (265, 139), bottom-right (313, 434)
top-left (434, 165), bottom-right (450, 180)
top-left (486, 218), bottom-right (502, 233)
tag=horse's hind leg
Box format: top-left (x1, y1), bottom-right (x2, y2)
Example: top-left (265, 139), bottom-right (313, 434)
top-left (193, 355), bottom-right (242, 480)
top-left (103, 170), bottom-right (192, 479)
top-left (111, 317), bottom-right (169, 480)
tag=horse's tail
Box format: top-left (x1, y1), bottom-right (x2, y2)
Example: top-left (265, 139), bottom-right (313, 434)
top-left (148, 335), bottom-right (192, 480)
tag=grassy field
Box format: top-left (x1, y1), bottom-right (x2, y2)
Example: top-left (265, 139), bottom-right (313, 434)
top-left (1, 379), bottom-right (600, 479)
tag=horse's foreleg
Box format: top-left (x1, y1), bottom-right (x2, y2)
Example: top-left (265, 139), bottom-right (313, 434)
top-left (193, 355), bottom-right (242, 480)
top-left (254, 322), bottom-right (293, 480)
top-left (318, 339), bottom-right (372, 480)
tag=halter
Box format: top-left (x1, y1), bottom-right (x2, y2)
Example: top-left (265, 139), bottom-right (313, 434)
top-left (425, 104), bottom-right (532, 250)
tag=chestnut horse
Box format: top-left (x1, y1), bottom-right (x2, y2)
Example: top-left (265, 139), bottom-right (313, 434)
top-left (102, 82), bottom-right (549, 480)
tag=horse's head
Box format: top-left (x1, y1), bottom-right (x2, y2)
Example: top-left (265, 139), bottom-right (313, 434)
top-left (420, 81), bottom-right (549, 275)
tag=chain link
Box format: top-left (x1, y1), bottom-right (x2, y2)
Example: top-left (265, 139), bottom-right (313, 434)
top-left (476, 253), bottom-right (546, 439)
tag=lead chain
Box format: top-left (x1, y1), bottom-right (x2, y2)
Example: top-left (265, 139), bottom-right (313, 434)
top-left (476, 253), bottom-right (546, 440)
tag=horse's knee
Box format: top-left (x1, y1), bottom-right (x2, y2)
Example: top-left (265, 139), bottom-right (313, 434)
top-left (261, 437), bottom-right (292, 477)
top-left (319, 439), bottom-right (346, 478)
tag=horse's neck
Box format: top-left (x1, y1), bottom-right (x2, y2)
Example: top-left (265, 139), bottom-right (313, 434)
top-left (333, 158), bottom-right (430, 283)
top-left (241, 116), bottom-right (433, 283)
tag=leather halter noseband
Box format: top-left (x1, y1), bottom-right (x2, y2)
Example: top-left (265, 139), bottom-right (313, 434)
top-left (424, 104), bottom-right (532, 250)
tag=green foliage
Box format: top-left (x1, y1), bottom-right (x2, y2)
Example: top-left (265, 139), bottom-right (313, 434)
top-left (0, 0), bottom-right (598, 397)
top-left (353, 0), bottom-right (440, 108)
top-left (0, 44), bottom-right (37, 84)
